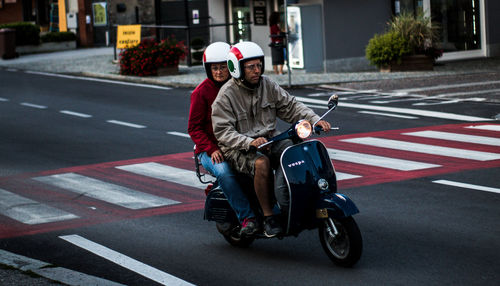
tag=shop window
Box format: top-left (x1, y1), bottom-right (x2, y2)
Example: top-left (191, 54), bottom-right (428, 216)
top-left (431, 0), bottom-right (481, 52)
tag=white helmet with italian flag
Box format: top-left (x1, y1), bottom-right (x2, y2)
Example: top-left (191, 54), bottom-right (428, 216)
top-left (227, 41), bottom-right (265, 79)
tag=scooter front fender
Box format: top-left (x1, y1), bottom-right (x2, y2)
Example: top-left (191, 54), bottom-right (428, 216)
top-left (318, 193), bottom-right (359, 218)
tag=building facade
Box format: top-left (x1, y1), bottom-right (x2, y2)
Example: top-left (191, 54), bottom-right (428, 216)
top-left (2, 0), bottom-right (498, 71)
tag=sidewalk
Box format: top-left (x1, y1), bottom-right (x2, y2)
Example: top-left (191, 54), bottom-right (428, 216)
top-left (1, 47), bottom-right (499, 88)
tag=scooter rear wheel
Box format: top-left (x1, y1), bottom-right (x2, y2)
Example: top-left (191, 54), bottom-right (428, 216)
top-left (216, 222), bottom-right (255, 248)
top-left (318, 216), bottom-right (362, 267)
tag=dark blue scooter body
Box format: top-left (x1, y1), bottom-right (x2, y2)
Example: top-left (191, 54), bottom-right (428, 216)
top-left (281, 140), bottom-right (359, 234)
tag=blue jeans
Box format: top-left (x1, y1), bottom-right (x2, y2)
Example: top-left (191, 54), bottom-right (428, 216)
top-left (198, 152), bottom-right (255, 222)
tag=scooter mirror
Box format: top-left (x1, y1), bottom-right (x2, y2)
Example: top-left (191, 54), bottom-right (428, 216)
top-left (328, 94), bottom-right (339, 110)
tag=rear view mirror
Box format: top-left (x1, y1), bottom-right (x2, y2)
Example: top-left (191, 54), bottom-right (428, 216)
top-left (328, 94), bottom-right (339, 110)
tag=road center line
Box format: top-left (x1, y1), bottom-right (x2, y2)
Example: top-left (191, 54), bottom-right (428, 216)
top-left (60, 110), bottom-right (93, 118)
top-left (107, 120), bottom-right (146, 128)
top-left (358, 110), bottom-right (418, 119)
top-left (20, 102), bottom-right (47, 109)
top-left (0, 97), bottom-right (8, 102)
top-left (60, 234), bottom-right (195, 286)
top-left (296, 97), bottom-right (492, 122)
top-left (167, 131), bottom-right (191, 138)
top-left (25, 71), bottom-right (172, 90)
top-left (433, 180), bottom-right (500, 194)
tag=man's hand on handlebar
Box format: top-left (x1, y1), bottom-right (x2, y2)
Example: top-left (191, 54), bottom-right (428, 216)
top-left (316, 120), bottom-right (331, 133)
top-left (250, 137), bottom-right (270, 151)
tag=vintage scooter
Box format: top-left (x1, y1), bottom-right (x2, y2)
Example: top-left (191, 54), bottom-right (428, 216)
top-left (195, 94), bottom-right (362, 267)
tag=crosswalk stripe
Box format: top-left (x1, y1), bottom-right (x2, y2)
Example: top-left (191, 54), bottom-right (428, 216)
top-left (336, 172), bottom-right (362, 181)
top-left (433, 180), bottom-right (500, 194)
top-left (0, 188), bottom-right (78, 225)
top-left (465, 125), bottom-right (500, 132)
top-left (403, 130), bottom-right (500, 146)
top-left (116, 162), bottom-right (207, 190)
top-left (34, 173), bottom-right (179, 210)
top-left (341, 137), bottom-right (500, 161)
top-left (328, 148), bottom-right (440, 171)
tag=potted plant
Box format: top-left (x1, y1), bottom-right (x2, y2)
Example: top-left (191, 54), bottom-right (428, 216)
top-left (366, 12), bottom-right (442, 72)
top-left (119, 36), bottom-right (186, 77)
top-left (156, 36), bottom-right (186, 75)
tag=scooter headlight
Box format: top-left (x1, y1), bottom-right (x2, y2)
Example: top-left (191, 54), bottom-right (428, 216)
top-left (295, 120), bottom-right (312, 139)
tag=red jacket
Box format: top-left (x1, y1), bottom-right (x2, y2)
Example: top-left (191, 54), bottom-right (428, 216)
top-left (188, 78), bottom-right (220, 155)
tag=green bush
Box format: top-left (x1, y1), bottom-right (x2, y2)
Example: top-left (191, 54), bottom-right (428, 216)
top-left (0, 22), bottom-right (40, 46)
top-left (41, 31), bottom-right (77, 43)
top-left (365, 12), bottom-right (442, 68)
top-left (388, 12), bottom-right (439, 54)
top-left (365, 31), bottom-right (411, 68)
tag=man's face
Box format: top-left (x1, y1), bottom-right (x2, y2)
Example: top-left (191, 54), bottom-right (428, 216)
top-left (242, 59), bottom-right (263, 85)
top-left (210, 63), bottom-right (229, 83)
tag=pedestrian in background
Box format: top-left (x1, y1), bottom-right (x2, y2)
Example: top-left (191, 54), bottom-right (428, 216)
top-left (269, 11), bottom-right (285, 75)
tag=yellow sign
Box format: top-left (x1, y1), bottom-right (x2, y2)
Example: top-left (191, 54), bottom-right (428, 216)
top-left (116, 25), bottom-right (141, 49)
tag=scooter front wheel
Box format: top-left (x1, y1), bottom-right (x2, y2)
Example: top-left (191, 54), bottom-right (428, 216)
top-left (216, 222), bottom-right (255, 248)
top-left (318, 216), bottom-right (362, 267)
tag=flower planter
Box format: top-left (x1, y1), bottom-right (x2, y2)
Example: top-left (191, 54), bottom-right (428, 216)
top-left (157, 65), bottom-right (179, 76)
top-left (380, 54), bottom-right (434, 72)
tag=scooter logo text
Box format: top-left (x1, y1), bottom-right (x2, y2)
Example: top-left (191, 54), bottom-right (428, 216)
top-left (288, 160), bottom-right (305, 168)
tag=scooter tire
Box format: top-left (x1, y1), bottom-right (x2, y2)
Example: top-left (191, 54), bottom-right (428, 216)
top-left (318, 216), bottom-right (362, 267)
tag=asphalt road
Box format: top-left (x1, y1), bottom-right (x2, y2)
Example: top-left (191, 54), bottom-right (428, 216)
top-left (0, 69), bottom-right (499, 285)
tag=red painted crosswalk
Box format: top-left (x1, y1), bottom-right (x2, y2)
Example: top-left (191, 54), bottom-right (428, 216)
top-left (1, 123), bottom-right (498, 238)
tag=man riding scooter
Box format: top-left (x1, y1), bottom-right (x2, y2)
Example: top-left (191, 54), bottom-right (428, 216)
top-left (211, 41), bottom-right (331, 237)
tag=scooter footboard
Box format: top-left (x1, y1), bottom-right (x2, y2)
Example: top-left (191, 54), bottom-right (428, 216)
top-left (318, 193), bottom-right (359, 218)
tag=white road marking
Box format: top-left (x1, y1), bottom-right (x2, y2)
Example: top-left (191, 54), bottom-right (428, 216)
top-left (107, 120), bottom-right (146, 128)
top-left (0, 188), bottom-right (78, 225)
top-left (433, 180), bottom-right (500, 194)
top-left (357, 110), bottom-right (418, 119)
top-left (392, 80), bottom-right (500, 93)
top-left (296, 97), bottom-right (492, 122)
top-left (327, 149), bottom-right (440, 171)
top-left (25, 71), bottom-right (172, 90)
top-left (0, 249), bottom-right (125, 285)
top-left (60, 110), bottom-right (93, 118)
top-left (20, 102), bottom-right (47, 109)
top-left (412, 98), bottom-right (486, 106)
top-left (403, 130), bottom-right (500, 146)
top-left (0, 97), bottom-right (8, 101)
top-left (465, 124), bottom-right (500, 131)
top-left (167, 131), bottom-right (191, 138)
top-left (34, 173), bottom-right (179, 209)
top-left (60, 235), bottom-right (195, 286)
top-left (336, 172), bottom-right (361, 180)
top-left (432, 88), bottom-right (500, 97)
top-left (341, 137), bottom-right (500, 161)
top-left (6, 68), bottom-right (18, 72)
top-left (116, 162), bottom-right (207, 189)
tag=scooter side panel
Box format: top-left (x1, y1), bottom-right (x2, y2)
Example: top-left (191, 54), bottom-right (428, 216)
top-left (280, 140), bottom-right (337, 233)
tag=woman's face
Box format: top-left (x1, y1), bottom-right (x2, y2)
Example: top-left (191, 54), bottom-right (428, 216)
top-left (211, 63), bottom-right (229, 82)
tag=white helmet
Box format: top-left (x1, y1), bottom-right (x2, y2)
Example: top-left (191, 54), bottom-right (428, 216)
top-left (203, 42), bottom-right (231, 79)
top-left (227, 41), bottom-right (265, 79)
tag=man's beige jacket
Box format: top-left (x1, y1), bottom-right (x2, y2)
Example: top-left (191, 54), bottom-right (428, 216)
top-left (212, 76), bottom-right (321, 154)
